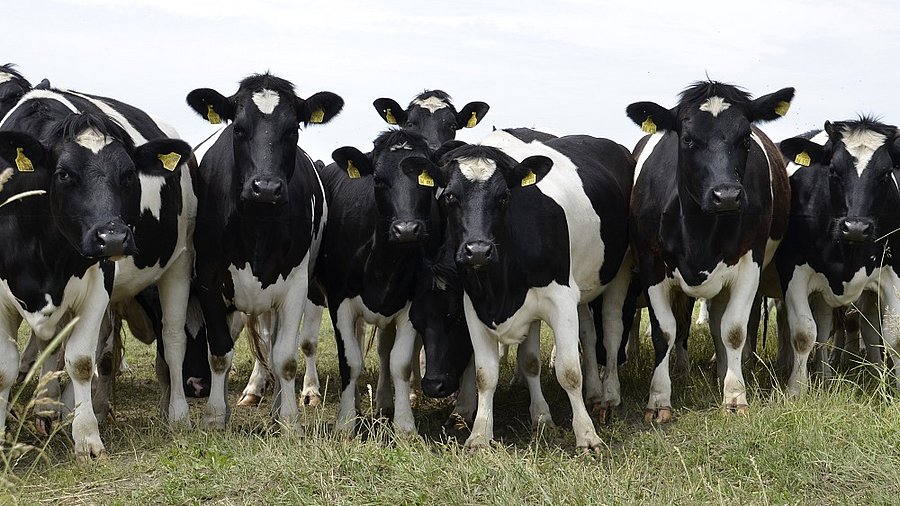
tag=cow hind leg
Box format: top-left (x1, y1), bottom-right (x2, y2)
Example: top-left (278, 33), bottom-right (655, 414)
top-left (239, 312), bottom-right (273, 407)
top-left (334, 306), bottom-right (364, 437)
top-left (156, 254), bottom-right (193, 428)
top-left (0, 310), bottom-right (20, 443)
top-left (299, 302), bottom-right (324, 407)
top-left (578, 303), bottom-right (602, 413)
top-left (389, 319), bottom-right (418, 436)
top-left (518, 322), bottom-right (553, 428)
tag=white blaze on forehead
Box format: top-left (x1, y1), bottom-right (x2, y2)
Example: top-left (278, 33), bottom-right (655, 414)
top-left (75, 128), bottom-right (114, 153)
top-left (698, 96), bottom-right (731, 117)
top-left (390, 141), bottom-right (413, 151)
top-left (412, 96), bottom-right (449, 113)
top-left (841, 127), bottom-right (887, 176)
top-left (0, 72), bottom-right (12, 84)
top-left (252, 89), bottom-right (281, 115)
top-left (458, 157), bottom-right (497, 182)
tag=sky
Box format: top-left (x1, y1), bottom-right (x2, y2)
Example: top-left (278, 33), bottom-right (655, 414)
top-left (4, 0), bottom-right (900, 162)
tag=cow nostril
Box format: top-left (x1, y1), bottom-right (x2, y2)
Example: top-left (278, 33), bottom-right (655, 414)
top-left (251, 180), bottom-right (262, 194)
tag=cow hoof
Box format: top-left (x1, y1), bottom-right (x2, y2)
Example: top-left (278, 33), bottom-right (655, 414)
top-left (34, 416), bottom-right (54, 437)
top-left (643, 408), bottom-right (673, 424)
top-left (464, 435), bottom-right (492, 453)
top-left (75, 441), bottom-right (107, 463)
top-left (725, 403), bottom-right (750, 415)
top-left (202, 414), bottom-right (228, 430)
top-left (444, 413), bottom-right (471, 431)
top-left (237, 393), bottom-right (262, 407)
top-left (532, 413), bottom-right (555, 429)
top-left (597, 406), bottom-right (612, 425)
top-left (301, 392), bottom-right (321, 407)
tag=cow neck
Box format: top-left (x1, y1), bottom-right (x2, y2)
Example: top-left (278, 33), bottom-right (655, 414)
top-left (361, 219), bottom-right (423, 309)
top-left (233, 203), bottom-right (293, 273)
top-left (459, 228), bottom-right (522, 328)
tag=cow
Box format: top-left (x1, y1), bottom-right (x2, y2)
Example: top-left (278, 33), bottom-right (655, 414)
top-left (415, 128), bottom-right (634, 450)
top-left (185, 73), bottom-right (341, 427)
top-left (776, 117), bottom-right (900, 393)
top-left (374, 90), bottom-right (489, 151)
top-left (626, 80), bottom-right (793, 422)
top-left (0, 64), bottom-right (33, 120)
top-left (316, 129), bottom-right (441, 436)
top-left (0, 99), bottom-right (192, 458)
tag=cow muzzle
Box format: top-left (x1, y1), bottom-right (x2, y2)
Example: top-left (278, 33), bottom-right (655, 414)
top-left (458, 240), bottom-right (495, 268)
top-left (89, 221), bottom-right (134, 258)
top-left (422, 373), bottom-right (460, 398)
top-left (243, 177), bottom-right (285, 204)
top-left (709, 183), bottom-right (743, 213)
top-left (838, 218), bottom-right (873, 243)
top-left (389, 220), bottom-right (426, 244)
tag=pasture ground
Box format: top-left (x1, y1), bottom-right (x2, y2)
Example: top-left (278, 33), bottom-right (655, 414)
top-left (2, 310), bottom-right (899, 505)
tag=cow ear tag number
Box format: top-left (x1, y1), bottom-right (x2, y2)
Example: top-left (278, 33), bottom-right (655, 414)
top-left (794, 151), bottom-right (811, 167)
top-left (385, 108), bottom-right (397, 125)
top-left (310, 108), bottom-right (325, 124)
top-left (207, 104), bottom-right (221, 125)
top-left (466, 112), bottom-right (478, 128)
top-left (775, 101), bottom-right (790, 117)
top-left (346, 160), bottom-right (361, 179)
top-left (641, 117), bottom-right (657, 134)
top-left (418, 170), bottom-right (435, 187)
top-left (15, 147), bottom-right (34, 172)
top-left (521, 170), bottom-right (537, 187)
top-left (158, 152), bottom-right (182, 172)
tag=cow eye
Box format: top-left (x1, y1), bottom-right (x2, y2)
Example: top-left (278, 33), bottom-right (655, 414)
top-left (372, 173), bottom-right (385, 186)
top-left (233, 126), bottom-right (246, 139)
top-left (443, 192), bottom-right (458, 205)
top-left (682, 136), bottom-right (695, 148)
top-left (55, 168), bottom-right (71, 183)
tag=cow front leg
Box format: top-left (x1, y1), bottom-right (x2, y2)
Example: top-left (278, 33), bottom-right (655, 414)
top-left (390, 316), bottom-right (418, 436)
top-left (375, 323), bottom-right (396, 416)
top-left (0, 309), bottom-right (21, 443)
top-left (518, 321), bottom-right (553, 428)
top-left (299, 301), bottom-right (324, 407)
top-left (463, 313), bottom-right (500, 451)
top-left (271, 284), bottom-right (308, 427)
top-left (239, 312), bottom-right (273, 407)
top-left (880, 275), bottom-right (900, 387)
top-left (597, 260), bottom-right (632, 422)
top-left (714, 262), bottom-right (760, 411)
top-left (448, 357), bottom-right (476, 426)
top-left (785, 278), bottom-right (816, 396)
top-left (334, 302), bottom-right (363, 437)
top-left (645, 282), bottom-right (678, 423)
top-left (156, 251), bottom-right (193, 428)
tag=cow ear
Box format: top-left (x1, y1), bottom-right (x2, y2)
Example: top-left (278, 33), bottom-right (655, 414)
top-left (186, 88), bottom-right (234, 124)
top-left (373, 98), bottom-right (407, 126)
top-left (626, 102), bottom-right (676, 133)
top-left (332, 146), bottom-right (372, 179)
top-left (298, 91), bottom-right (344, 126)
top-left (0, 130), bottom-right (49, 174)
top-left (780, 137), bottom-right (829, 168)
top-left (133, 139), bottom-right (193, 177)
top-left (505, 155), bottom-right (553, 189)
top-left (432, 140), bottom-right (467, 162)
top-left (457, 101), bottom-right (490, 129)
top-left (400, 156), bottom-right (442, 188)
top-left (748, 87), bottom-right (795, 123)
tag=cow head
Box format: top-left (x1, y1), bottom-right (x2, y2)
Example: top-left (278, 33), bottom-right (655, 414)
top-left (781, 118), bottom-right (900, 245)
top-left (332, 130), bottom-right (436, 245)
top-left (627, 81), bottom-right (794, 213)
top-left (186, 73), bottom-right (343, 205)
top-left (422, 143), bottom-right (553, 270)
top-left (373, 90), bottom-right (489, 151)
top-left (0, 64), bottom-right (31, 120)
top-left (0, 113), bottom-right (191, 258)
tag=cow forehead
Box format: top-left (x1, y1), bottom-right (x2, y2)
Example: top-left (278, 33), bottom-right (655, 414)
top-left (74, 127), bottom-right (114, 154)
top-left (413, 96), bottom-right (450, 114)
top-left (0, 72), bottom-right (13, 84)
top-left (457, 157), bottom-right (497, 182)
top-left (698, 96), bottom-right (731, 117)
top-left (840, 127), bottom-right (887, 176)
top-left (251, 89), bottom-right (282, 115)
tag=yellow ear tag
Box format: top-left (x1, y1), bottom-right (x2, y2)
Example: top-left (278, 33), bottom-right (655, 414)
top-left (158, 152), bottom-right (182, 172)
top-left (385, 108), bottom-right (397, 125)
top-left (15, 147), bottom-right (34, 172)
top-left (310, 108), bottom-right (325, 124)
top-left (775, 101), bottom-right (790, 117)
top-left (521, 170), bottom-right (537, 187)
top-left (206, 104), bottom-right (221, 125)
top-left (466, 111), bottom-right (478, 128)
top-left (794, 151), bottom-right (811, 167)
top-left (641, 117), bottom-right (657, 134)
top-left (346, 160), bottom-right (361, 179)
top-left (418, 170), bottom-right (435, 187)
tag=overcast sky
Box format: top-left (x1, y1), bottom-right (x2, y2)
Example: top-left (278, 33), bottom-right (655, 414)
top-left (5, 0), bottom-right (899, 162)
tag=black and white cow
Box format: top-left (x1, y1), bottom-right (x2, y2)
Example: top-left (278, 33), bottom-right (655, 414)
top-left (317, 129), bottom-right (440, 435)
top-left (626, 81), bottom-right (793, 421)
top-left (186, 73), bottom-right (341, 426)
top-left (0, 64), bottom-right (33, 121)
top-left (776, 117), bottom-right (900, 392)
top-left (417, 129), bottom-right (634, 450)
top-left (373, 90), bottom-right (489, 151)
top-left (0, 94), bottom-right (192, 458)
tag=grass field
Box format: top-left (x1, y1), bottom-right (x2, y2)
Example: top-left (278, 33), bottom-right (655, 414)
top-left (2, 312), bottom-right (899, 505)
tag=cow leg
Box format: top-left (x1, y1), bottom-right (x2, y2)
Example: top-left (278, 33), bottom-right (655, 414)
top-left (17, 331), bottom-right (39, 382)
top-left (156, 251), bottom-right (192, 428)
top-left (375, 323), bottom-right (396, 416)
top-left (548, 292), bottom-right (601, 451)
top-left (879, 274), bottom-right (900, 387)
top-left (33, 340), bottom-right (62, 436)
top-left (597, 262), bottom-right (631, 421)
top-left (65, 268), bottom-right (109, 460)
top-left (774, 299), bottom-right (793, 375)
top-left (518, 321), bottom-right (553, 428)
top-left (708, 294), bottom-right (727, 383)
top-left (578, 304), bottom-right (602, 412)
top-left (298, 301), bottom-right (324, 407)
top-left (389, 317), bottom-right (418, 436)
top-left (810, 296), bottom-right (834, 381)
top-left (408, 334), bottom-right (423, 407)
top-left (785, 279), bottom-right (816, 396)
top-left (0, 308), bottom-right (20, 441)
top-left (857, 291), bottom-right (883, 364)
top-left (714, 263), bottom-right (760, 411)
top-left (463, 313), bottom-right (500, 451)
top-left (270, 280), bottom-right (309, 427)
top-left (240, 312), bottom-right (272, 407)
top-left (645, 282), bottom-right (678, 422)
top-left (334, 303), bottom-right (363, 437)
top-left (449, 357), bottom-right (476, 425)
top-left (91, 311), bottom-right (120, 425)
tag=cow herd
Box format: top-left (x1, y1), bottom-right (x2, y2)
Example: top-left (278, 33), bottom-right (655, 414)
top-left (0, 63), bottom-right (898, 460)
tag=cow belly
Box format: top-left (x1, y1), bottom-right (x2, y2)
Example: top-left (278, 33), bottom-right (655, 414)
top-left (337, 296), bottom-right (404, 328)
top-left (800, 264), bottom-right (884, 307)
top-left (227, 256), bottom-right (309, 315)
top-left (672, 251), bottom-right (759, 299)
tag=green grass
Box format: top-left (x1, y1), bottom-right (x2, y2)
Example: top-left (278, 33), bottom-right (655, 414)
top-left (2, 312), bottom-right (899, 505)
